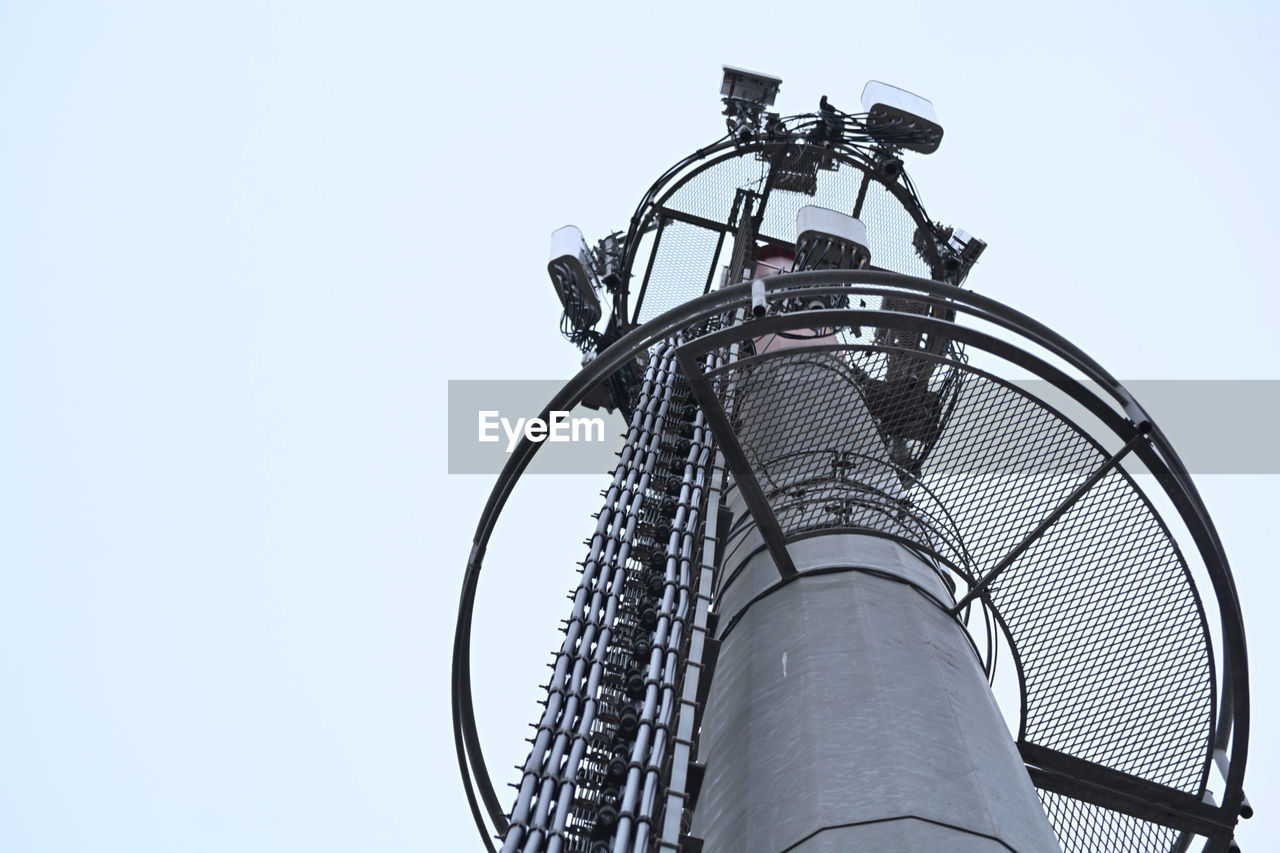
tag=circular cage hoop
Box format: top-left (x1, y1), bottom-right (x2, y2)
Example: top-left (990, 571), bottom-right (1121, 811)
top-left (454, 270), bottom-right (1249, 853)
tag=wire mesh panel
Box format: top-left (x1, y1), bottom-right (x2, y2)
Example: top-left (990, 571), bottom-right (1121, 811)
top-left (754, 153), bottom-right (860, 244)
top-left (663, 153), bottom-right (768, 231)
top-left (715, 348), bottom-right (960, 561)
top-left (635, 221), bottom-right (722, 325)
top-left (627, 144), bottom-right (938, 331)
top-left (1039, 790), bottom-right (1184, 853)
top-left (859, 179), bottom-right (934, 280)
top-left (994, 469), bottom-right (1213, 792)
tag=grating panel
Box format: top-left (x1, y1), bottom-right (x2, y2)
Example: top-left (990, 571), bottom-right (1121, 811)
top-left (633, 146), bottom-right (935, 326)
top-left (637, 220), bottom-right (722, 325)
top-left (1039, 790), bottom-right (1184, 853)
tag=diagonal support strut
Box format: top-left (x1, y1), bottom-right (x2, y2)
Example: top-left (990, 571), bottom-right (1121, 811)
top-left (950, 422), bottom-right (1151, 616)
top-left (676, 343), bottom-right (799, 578)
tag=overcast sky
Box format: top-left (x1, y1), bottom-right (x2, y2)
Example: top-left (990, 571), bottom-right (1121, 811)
top-left (1, 2), bottom-right (1276, 851)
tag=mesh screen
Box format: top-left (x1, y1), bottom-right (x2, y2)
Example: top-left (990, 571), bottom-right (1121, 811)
top-left (636, 220), bottom-right (721, 324)
top-left (1039, 790), bottom-right (1184, 853)
top-left (664, 152), bottom-right (767, 228)
top-left (994, 470), bottom-right (1212, 791)
top-left (756, 159), bottom-right (862, 244)
top-left (633, 146), bottom-right (932, 325)
top-left (861, 178), bottom-right (933, 279)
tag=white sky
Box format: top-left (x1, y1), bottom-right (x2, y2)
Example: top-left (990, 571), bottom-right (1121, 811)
top-left (1, 1), bottom-right (1276, 850)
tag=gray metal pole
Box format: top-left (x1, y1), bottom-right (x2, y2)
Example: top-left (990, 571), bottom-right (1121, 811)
top-left (691, 352), bottom-right (1062, 853)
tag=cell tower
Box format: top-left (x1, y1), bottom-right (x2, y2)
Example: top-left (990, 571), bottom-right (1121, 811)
top-left (453, 68), bottom-right (1251, 852)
